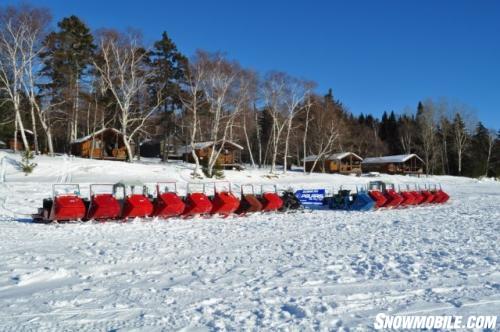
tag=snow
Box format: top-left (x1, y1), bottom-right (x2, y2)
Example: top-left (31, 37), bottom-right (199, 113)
top-left (362, 154), bottom-right (424, 164)
top-left (70, 128), bottom-right (122, 144)
top-left (303, 152), bottom-right (362, 162)
top-left (0, 151), bottom-right (499, 330)
top-left (177, 141), bottom-right (244, 155)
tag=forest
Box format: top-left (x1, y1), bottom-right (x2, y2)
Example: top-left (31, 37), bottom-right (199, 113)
top-left (0, 4), bottom-right (499, 178)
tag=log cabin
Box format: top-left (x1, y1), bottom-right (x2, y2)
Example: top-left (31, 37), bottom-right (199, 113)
top-left (70, 128), bottom-right (134, 161)
top-left (361, 154), bottom-right (424, 175)
top-left (303, 152), bottom-right (363, 174)
top-left (178, 141), bottom-right (244, 170)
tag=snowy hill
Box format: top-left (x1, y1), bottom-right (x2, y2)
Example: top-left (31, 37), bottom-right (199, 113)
top-left (0, 151), bottom-right (499, 331)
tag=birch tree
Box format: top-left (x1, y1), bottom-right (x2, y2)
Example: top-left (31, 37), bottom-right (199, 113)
top-left (17, 8), bottom-right (56, 155)
top-left (94, 32), bottom-right (163, 161)
top-left (302, 94), bottom-right (313, 173)
top-left (485, 128), bottom-right (496, 177)
top-left (451, 112), bottom-right (470, 175)
top-left (0, 5), bottom-right (43, 152)
top-left (239, 72), bottom-right (258, 169)
top-left (305, 95), bottom-right (340, 174)
top-left (262, 72), bottom-right (286, 174)
top-left (281, 78), bottom-right (313, 173)
top-left (262, 72), bottom-right (311, 174)
top-left (416, 101), bottom-right (436, 175)
top-left (196, 51), bottom-right (250, 178)
top-left (179, 51), bottom-right (207, 177)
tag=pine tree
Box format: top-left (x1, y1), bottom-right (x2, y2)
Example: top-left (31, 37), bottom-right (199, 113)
top-left (148, 31), bottom-right (188, 161)
top-left (466, 122), bottom-right (489, 177)
top-left (40, 15), bottom-right (96, 145)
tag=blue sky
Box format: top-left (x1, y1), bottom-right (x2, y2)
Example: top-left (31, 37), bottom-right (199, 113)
top-left (5, 0), bottom-right (500, 128)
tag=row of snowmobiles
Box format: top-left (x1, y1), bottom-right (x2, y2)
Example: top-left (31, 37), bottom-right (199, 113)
top-left (32, 181), bottom-right (449, 223)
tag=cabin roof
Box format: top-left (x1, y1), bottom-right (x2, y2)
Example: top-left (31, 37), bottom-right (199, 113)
top-left (70, 128), bottom-right (122, 144)
top-left (178, 141), bottom-right (244, 154)
top-left (362, 154), bottom-right (423, 164)
top-left (303, 152), bottom-right (363, 162)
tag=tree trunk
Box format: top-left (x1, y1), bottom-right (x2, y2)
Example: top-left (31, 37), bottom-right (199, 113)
top-left (30, 104), bottom-right (39, 154)
top-left (243, 113), bottom-right (256, 168)
top-left (458, 149), bottom-right (462, 175)
top-left (283, 117), bottom-right (293, 174)
top-left (15, 110), bottom-right (30, 153)
top-left (255, 108), bottom-right (262, 168)
top-left (303, 108), bottom-right (310, 173)
top-left (13, 117), bottom-right (18, 153)
top-left (485, 141), bottom-right (493, 177)
top-left (73, 73), bottom-right (80, 141)
top-left (124, 136), bottom-right (134, 162)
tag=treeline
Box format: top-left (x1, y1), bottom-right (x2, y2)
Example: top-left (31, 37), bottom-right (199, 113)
top-left (0, 4), bottom-right (499, 178)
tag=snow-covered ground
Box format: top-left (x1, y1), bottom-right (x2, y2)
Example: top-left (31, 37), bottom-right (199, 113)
top-left (0, 151), bottom-right (499, 331)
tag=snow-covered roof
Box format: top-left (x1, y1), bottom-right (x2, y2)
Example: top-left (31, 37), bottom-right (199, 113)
top-left (178, 141), bottom-right (244, 154)
top-left (70, 128), bottom-right (122, 144)
top-left (303, 152), bottom-right (362, 162)
top-left (362, 154), bottom-right (423, 164)
top-left (0, 140), bottom-right (6, 146)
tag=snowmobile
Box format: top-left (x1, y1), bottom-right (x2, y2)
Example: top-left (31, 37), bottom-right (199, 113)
top-left (328, 185), bottom-right (375, 211)
top-left (152, 182), bottom-right (185, 218)
top-left (182, 183), bottom-right (213, 218)
top-left (279, 189), bottom-right (303, 212)
top-left (209, 182), bottom-right (240, 217)
top-left (32, 184), bottom-right (86, 223)
top-left (235, 184), bottom-right (263, 215)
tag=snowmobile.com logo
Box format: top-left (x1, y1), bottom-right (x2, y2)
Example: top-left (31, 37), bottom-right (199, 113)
top-left (374, 313), bottom-right (497, 330)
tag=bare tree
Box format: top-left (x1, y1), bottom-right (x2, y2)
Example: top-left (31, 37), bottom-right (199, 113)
top-left (262, 72), bottom-right (286, 174)
top-left (451, 104), bottom-right (475, 175)
top-left (196, 51), bottom-right (252, 177)
top-left (0, 5), bottom-right (47, 152)
top-left (484, 128), bottom-right (496, 177)
top-left (94, 32), bottom-right (162, 161)
top-left (282, 78), bottom-right (313, 173)
top-left (305, 95), bottom-right (340, 174)
top-left (399, 108), bottom-right (415, 154)
top-left (262, 72), bottom-right (312, 174)
top-left (179, 51), bottom-right (207, 176)
top-left (17, 8), bottom-right (55, 155)
top-left (417, 101), bottom-right (436, 175)
top-left (302, 94), bottom-right (313, 173)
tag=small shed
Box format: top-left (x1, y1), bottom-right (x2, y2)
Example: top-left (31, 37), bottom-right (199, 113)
top-left (361, 154), bottom-right (424, 175)
top-left (139, 136), bottom-right (184, 160)
top-left (70, 128), bottom-right (133, 160)
top-left (178, 141), bottom-right (244, 169)
top-left (8, 130), bottom-right (35, 151)
top-left (303, 152), bottom-right (363, 174)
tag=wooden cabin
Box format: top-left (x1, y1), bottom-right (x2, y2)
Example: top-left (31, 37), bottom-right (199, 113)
top-left (303, 152), bottom-right (363, 174)
top-left (70, 128), bottom-right (133, 160)
top-left (361, 154), bottom-right (424, 175)
top-left (8, 130), bottom-right (35, 151)
top-left (178, 141), bottom-right (244, 169)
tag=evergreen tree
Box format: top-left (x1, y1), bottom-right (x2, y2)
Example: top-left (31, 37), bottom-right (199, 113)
top-left (40, 15), bottom-right (96, 145)
top-left (148, 31), bottom-right (188, 160)
top-left (466, 122), bottom-right (489, 177)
